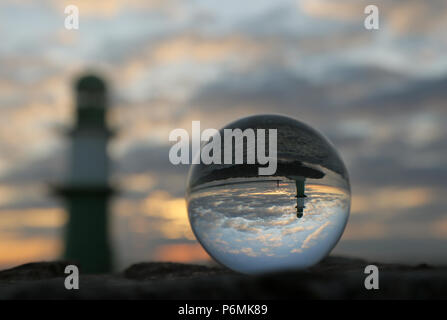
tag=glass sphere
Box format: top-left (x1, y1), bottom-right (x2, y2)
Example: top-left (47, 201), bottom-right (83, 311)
top-left (186, 114), bottom-right (350, 274)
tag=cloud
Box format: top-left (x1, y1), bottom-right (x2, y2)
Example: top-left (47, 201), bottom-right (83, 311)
top-left (140, 191), bottom-right (194, 240)
top-left (334, 238), bottom-right (447, 264)
top-left (299, 0), bottom-right (365, 21)
top-left (49, 0), bottom-right (181, 18)
top-left (282, 225), bottom-right (314, 236)
top-left (302, 221), bottom-right (330, 249)
top-left (342, 221), bottom-right (387, 241)
top-left (432, 218), bottom-right (447, 239)
top-left (352, 187), bottom-right (436, 215)
top-left (187, 66), bottom-right (332, 122)
top-left (0, 148), bottom-right (65, 185)
top-left (300, 0), bottom-right (447, 35)
top-left (187, 64), bottom-right (413, 123)
top-left (385, 0), bottom-right (447, 35)
top-left (0, 208), bottom-right (66, 230)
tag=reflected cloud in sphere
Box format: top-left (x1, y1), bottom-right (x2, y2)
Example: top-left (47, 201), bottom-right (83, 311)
top-left (187, 115), bottom-right (351, 274)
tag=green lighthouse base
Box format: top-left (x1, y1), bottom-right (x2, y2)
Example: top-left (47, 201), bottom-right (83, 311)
top-left (55, 186), bottom-right (114, 274)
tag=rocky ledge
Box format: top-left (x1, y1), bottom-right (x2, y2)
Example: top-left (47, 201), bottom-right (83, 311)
top-left (0, 256), bottom-right (446, 299)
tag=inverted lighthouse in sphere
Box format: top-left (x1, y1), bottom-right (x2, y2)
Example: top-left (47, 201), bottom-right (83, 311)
top-left (55, 74), bottom-right (115, 273)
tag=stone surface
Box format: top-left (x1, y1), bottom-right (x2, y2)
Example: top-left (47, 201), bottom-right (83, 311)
top-left (0, 256), bottom-right (446, 299)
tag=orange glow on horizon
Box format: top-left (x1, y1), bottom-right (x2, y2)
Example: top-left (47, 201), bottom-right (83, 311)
top-left (154, 243), bottom-right (210, 263)
top-left (0, 234), bottom-right (62, 270)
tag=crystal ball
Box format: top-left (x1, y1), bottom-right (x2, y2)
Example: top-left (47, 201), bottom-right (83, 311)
top-left (186, 114), bottom-right (351, 273)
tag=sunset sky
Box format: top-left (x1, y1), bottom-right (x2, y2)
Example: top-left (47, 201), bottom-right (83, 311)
top-left (0, 0), bottom-right (446, 270)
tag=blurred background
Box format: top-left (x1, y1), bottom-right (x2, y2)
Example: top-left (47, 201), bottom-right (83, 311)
top-left (0, 0), bottom-right (446, 271)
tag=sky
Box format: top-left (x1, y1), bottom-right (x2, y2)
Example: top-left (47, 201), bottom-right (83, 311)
top-left (0, 0), bottom-right (446, 270)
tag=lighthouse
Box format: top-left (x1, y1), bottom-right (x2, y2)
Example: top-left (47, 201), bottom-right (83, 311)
top-left (55, 74), bottom-right (114, 273)
top-left (292, 177), bottom-right (306, 219)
